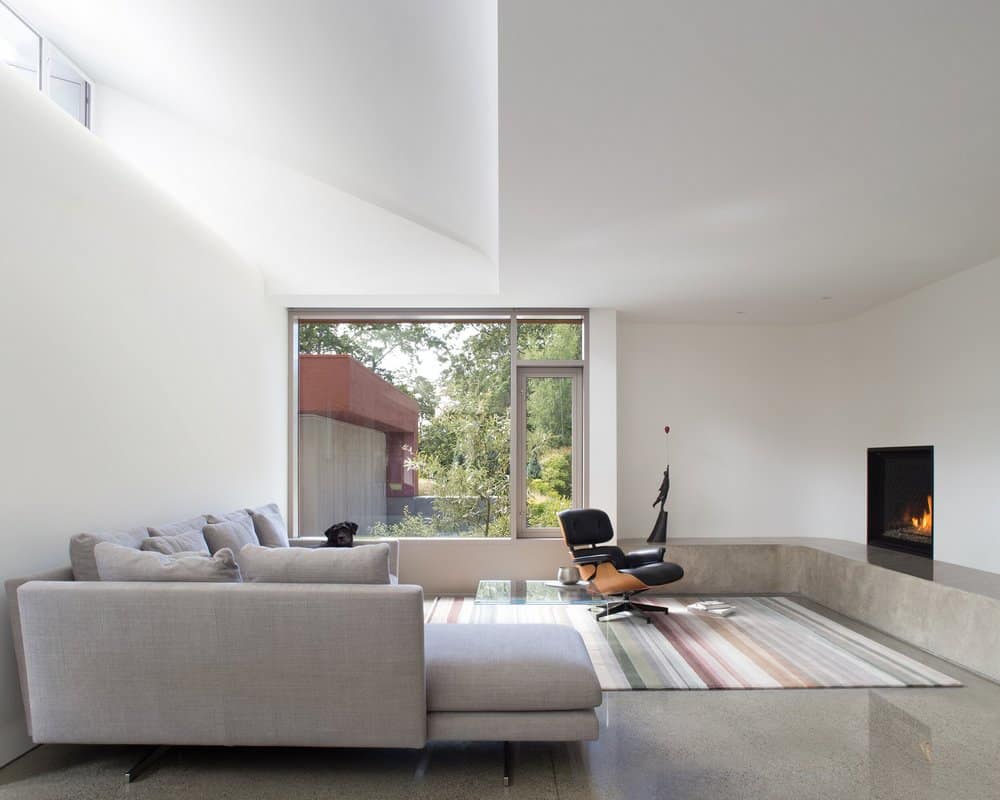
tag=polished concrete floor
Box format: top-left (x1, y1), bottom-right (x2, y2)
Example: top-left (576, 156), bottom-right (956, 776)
top-left (2, 603), bottom-right (998, 800)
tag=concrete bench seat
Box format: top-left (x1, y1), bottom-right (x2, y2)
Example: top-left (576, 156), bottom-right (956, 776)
top-left (621, 537), bottom-right (1000, 683)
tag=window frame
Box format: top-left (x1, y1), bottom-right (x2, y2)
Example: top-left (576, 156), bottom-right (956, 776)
top-left (1, 1), bottom-right (92, 128)
top-left (43, 40), bottom-right (91, 127)
top-left (287, 309), bottom-right (589, 540)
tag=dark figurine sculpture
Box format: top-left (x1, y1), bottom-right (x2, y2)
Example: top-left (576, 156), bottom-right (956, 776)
top-left (652, 467), bottom-right (670, 510)
top-left (647, 426), bottom-right (671, 543)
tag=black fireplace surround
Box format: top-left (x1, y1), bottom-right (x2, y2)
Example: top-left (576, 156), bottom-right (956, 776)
top-left (867, 446), bottom-right (934, 558)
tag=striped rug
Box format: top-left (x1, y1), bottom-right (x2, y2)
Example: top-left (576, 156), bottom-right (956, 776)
top-left (424, 596), bottom-right (960, 690)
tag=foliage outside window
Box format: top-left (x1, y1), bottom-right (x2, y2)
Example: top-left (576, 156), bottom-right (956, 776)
top-left (524, 375), bottom-right (576, 527)
top-left (518, 321), bottom-right (583, 361)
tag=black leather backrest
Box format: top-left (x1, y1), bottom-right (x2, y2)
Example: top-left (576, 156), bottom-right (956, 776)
top-left (557, 508), bottom-right (615, 547)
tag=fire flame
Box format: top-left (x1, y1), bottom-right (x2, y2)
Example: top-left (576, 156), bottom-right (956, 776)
top-left (910, 495), bottom-right (933, 535)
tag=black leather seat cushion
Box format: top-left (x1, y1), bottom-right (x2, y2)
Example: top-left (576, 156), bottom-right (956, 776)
top-left (572, 546), bottom-right (668, 572)
top-left (620, 561), bottom-right (685, 587)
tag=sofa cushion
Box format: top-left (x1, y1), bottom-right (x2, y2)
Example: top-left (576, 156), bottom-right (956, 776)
top-left (424, 624), bottom-right (601, 712)
top-left (289, 538), bottom-right (401, 578)
top-left (207, 509), bottom-right (253, 526)
top-left (249, 503), bottom-right (289, 548)
top-left (148, 515), bottom-right (210, 538)
top-left (94, 542), bottom-right (241, 582)
top-left (69, 528), bottom-right (149, 581)
top-left (240, 543), bottom-right (391, 584)
top-left (140, 529), bottom-right (209, 555)
top-left (203, 518), bottom-right (259, 556)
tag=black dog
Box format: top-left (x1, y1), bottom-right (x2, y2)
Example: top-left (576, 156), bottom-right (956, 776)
top-left (323, 521), bottom-right (358, 547)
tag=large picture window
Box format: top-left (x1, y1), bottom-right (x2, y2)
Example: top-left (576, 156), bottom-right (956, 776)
top-left (290, 312), bottom-right (586, 539)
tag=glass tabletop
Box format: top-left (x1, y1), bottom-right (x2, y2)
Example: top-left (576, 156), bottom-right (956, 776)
top-left (475, 579), bottom-right (603, 605)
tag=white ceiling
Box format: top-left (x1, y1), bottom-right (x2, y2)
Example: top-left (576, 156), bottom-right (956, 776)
top-left (499, 0), bottom-right (1000, 322)
top-left (14, 0), bottom-right (1000, 321)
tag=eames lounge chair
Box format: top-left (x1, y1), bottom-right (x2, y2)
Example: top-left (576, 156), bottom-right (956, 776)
top-left (557, 508), bottom-right (684, 622)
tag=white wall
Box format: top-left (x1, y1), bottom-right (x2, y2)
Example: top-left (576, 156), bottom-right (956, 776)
top-left (0, 70), bottom-right (286, 764)
top-left (618, 257), bottom-right (1000, 574)
top-left (830, 256), bottom-right (1000, 573)
top-left (617, 321), bottom-right (840, 542)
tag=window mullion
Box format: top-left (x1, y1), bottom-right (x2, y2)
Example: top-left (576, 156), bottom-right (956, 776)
top-left (509, 314), bottom-right (520, 538)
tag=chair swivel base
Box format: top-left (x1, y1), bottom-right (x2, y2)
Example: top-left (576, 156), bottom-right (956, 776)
top-left (593, 598), bottom-right (669, 623)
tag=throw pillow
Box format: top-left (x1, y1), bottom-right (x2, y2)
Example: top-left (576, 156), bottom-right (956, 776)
top-left (207, 509), bottom-right (253, 527)
top-left (94, 542), bottom-right (241, 582)
top-left (69, 527), bottom-right (149, 581)
top-left (249, 503), bottom-right (289, 548)
top-left (240, 543), bottom-right (391, 584)
top-left (140, 529), bottom-right (209, 555)
top-left (148, 515), bottom-right (210, 538)
top-left (202, 517), bottom-right (259, 557)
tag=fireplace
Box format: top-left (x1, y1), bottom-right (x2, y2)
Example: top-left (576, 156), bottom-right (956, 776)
top-left (867, 446), bottom-right (933, 558)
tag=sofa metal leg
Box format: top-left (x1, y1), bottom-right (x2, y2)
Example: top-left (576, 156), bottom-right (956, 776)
top-left (503, 741), bottom-right (513, 786)
top-left (125, 745), bottom-right (171, 783)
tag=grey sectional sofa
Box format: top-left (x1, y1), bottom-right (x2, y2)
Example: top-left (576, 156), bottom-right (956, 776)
top-left (6, 554), bottom-right (601, 783)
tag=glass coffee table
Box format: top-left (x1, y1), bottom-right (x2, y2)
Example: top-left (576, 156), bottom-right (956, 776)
top-left (475, 579), bottom-right (606, 607)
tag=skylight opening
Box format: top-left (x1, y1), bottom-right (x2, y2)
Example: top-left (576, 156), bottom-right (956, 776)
top-left (1, 1), bottom-right (91, 128)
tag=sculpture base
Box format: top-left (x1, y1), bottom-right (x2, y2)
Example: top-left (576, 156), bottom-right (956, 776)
top-left (647, 509), bottom-right (668, 543)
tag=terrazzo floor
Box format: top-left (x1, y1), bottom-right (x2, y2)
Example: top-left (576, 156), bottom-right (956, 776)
top-left (1, 601), bottom-right (997, 800)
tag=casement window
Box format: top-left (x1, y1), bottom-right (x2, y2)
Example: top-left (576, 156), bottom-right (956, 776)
top-left (289, 311), bottom-right (587, 539)
top-left (1, 1), bottom-right (91, 128)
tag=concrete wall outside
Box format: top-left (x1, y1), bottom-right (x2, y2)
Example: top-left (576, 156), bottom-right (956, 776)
top-left (298, 415), bottom-right (387, 535)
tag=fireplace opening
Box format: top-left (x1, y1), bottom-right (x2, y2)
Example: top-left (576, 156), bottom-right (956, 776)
top-left (868, 446), bottom-right (933, 558)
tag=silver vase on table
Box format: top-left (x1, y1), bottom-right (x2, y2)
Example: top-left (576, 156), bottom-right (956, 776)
top-left (556, 566), bottom-right (581, 585)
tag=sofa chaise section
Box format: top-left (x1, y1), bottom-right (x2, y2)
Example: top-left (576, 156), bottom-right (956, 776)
top-left (424, 624), bottom-right (601, 743)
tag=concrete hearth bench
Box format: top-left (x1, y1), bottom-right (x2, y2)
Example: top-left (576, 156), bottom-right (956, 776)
top-left (622, 537), bottom-right (1000, 683)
